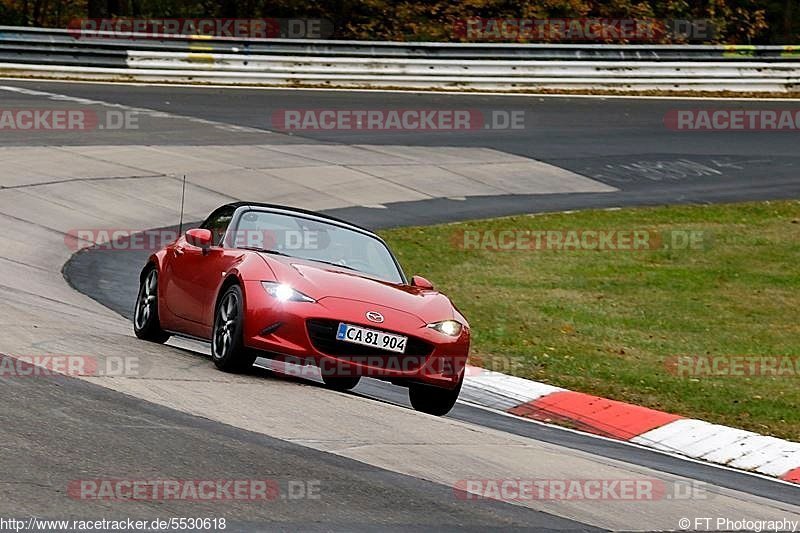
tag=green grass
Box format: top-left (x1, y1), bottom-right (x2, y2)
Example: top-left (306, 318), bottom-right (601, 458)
top-left (380, 201), bottom-right (800, 440)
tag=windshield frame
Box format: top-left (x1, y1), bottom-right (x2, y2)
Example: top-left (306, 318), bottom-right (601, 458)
top-left (222, 205), bottom-right (408, 285)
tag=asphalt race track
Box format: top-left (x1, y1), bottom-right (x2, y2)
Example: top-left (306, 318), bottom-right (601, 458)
top-left (1, 80), bottom-right (799, 531)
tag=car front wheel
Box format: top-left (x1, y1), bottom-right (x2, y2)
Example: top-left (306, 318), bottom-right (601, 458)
top-left (133, 268), bottom-right (170, 344)
top-left (212, 285), bottom-right (257, 373)
top-left (408, 375), bottom-right (463, 416)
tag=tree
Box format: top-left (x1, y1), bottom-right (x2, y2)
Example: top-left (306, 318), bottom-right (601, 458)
top-left (0, 0), bottom-right (793, 43)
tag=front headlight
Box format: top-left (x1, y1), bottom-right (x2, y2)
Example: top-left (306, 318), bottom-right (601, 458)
top-left (262, 282), bottom-right (315, 303)
top-left (427, 320), bottom-right (463, 337)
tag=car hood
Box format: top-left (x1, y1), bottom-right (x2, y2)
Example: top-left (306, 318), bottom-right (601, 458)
top-left (261, 254), bottom-right (456, 323)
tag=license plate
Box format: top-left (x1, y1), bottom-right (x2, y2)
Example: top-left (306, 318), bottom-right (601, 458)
top-left (336, 323), bottom-right (407, 353)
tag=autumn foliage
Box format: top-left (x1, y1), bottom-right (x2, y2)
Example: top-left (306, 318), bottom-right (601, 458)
top-left (0, 0), bottom-right (793, 44)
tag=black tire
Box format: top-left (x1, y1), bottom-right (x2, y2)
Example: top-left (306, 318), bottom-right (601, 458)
top-left (320, 374), bottom-right (362, 392)
top-left (133, 267), bottom-right (170, 344)
top-left (408, 375), bottom-right (463, 416)
top-left (211, 285), bottom-right (257, 373)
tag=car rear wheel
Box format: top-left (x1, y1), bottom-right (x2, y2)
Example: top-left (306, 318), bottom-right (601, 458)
top-left (212, 285), bottom-right (257, 373)
top-left (320, 374), bottom-right (361, 392)
top-left (408, 375), bottom-right (463, 416)
top-left (133, 268), bottom-right (170, 344)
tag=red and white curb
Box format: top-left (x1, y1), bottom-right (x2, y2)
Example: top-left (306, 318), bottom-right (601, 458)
top-left (462, 366), bottom-right (800, 485)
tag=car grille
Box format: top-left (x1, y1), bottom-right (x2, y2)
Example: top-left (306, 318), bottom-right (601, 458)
top-left (306, 319), bottom-right (434, 362)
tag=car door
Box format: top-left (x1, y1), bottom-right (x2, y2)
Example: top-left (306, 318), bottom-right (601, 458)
top-left (163, 206), bottom-right (236, 326)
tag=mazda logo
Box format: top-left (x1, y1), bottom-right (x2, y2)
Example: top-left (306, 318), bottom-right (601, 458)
top-left (366, 311), bottom-right (384, 323)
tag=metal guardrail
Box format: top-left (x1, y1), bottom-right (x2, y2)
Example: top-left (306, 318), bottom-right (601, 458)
top-left (0, 26), bottom-right (799, 91)
top-left (3, 26), bottom-right (800, 60)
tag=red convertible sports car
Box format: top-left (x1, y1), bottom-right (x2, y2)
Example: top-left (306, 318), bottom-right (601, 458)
top-left (134, 202), bottom-right (470, 415)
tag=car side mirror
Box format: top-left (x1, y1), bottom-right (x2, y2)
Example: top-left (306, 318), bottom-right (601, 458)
top-left (411, 275), bottom-right (434, 290)
top-left (186, 228), bottom-right (213, 250)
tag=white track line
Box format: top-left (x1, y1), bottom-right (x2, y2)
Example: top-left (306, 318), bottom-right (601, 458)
top-left (1, 76), bottom-right (800, 101)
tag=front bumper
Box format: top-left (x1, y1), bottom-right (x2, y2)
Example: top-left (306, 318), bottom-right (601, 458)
top-left (242, 281), bottom-right (469, 389)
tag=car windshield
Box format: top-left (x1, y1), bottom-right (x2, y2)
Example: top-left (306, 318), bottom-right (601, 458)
top-left (231, 209), bottom-right (404, 283)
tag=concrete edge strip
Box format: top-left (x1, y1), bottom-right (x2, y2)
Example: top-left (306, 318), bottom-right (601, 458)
top-left (462, 365), bottom-right (800, 484)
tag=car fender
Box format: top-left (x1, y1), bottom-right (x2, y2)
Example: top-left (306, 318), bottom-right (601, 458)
top-left (213, 251), bottom-right (276, 319)
top-left (140, 249), bottom-right (167, 282)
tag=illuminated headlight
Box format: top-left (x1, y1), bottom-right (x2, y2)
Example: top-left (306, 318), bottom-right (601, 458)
top-left (262, 282), bottom-right (315, 303)
top-left (428, 320), bottom-right (463, 337)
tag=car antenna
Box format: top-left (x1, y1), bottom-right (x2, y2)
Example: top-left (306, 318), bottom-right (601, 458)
top-left (177, 175), bottom-right (187, 236)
